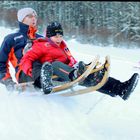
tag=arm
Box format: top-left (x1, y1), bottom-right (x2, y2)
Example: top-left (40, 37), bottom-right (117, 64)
top-left (0, 35), bottom-right (14, 80)
top-left (60, 40), bottom-right (77, 67)
top-left (68, 56), bottom-right (77, 67)
top-left (0, 35), bottom-right (16, 90)
top-left (20, 41), bottom-right (45, 76)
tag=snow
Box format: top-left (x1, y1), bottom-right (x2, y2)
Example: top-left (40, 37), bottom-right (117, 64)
top-left (0, 26), bottom-right (140, 140)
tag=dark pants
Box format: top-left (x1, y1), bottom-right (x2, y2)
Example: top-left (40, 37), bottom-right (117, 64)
top-left (18, 61), bottom-right (42, 88)
top-left (52, 61), bottom-right (74, 81)
top-left (18, 61), bottom-right (74, 88)
top-left (98, 77), bottom-right (122, 97)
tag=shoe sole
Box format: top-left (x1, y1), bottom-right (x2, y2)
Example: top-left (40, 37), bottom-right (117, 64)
top-left (41, 62), bottom-right (53, 94)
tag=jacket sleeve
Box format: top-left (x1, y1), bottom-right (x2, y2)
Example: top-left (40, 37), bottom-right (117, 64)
top-left (0, 35), bottom-right (14, 81)
top-left (64, 47), bottom-right (77, 67)
top-left (61, 40), bottom-right (77, 67)
top-left (20, 42), bottom-right (44, 76)
top-left (68, 56), bottom-right (77, 67)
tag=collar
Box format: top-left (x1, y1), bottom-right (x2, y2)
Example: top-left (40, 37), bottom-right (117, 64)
top-left (18, 22), bottom-right (29, 35)
top-left (18, 22), bottom-right (37, 39)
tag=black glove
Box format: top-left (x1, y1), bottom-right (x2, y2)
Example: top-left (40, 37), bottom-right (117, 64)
top-left (0, 78), bottom-right (16, 91)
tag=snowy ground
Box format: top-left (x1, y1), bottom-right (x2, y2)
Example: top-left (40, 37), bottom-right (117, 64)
top-left (0, 27), bottom-right (140, 140)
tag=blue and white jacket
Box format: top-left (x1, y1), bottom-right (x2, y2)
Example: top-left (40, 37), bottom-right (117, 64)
top-left (0, 22), bottom-right (42, 81)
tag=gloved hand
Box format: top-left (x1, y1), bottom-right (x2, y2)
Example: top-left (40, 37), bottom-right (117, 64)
top-left (73, 61), bottom-right (86, 70)
top-left (72, 61), bottom-right (86, 78)
top-left (73, 62), bottom-right (79, 69)
top-left (23, 40), bottom-right (32, 55)
top-left (0, 78), bottom-right (16, 91)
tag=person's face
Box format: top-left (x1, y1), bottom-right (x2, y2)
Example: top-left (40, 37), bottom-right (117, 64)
top-left (50, 34), bottom-right (63, 46)
top-left (22, 13), bottom-right (37, 27)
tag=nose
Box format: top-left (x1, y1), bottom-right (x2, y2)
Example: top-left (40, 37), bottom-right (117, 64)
top-left (58, 37), bottom-right (62, 42)
top-left (32, 16), bottom-right (37, 20)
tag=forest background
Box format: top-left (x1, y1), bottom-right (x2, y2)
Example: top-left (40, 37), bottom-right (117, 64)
top-left (0, 1), bottom-right (140, 48)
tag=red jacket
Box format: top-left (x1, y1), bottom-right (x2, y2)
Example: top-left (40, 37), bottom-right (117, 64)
top-left (20, 38), bottom-right (77, 77)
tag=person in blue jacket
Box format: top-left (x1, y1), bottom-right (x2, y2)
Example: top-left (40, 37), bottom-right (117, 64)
top-left (0, 7), bottom-right (42, 90)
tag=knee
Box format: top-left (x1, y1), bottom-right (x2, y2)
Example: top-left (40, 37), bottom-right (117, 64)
top-left (52, 61), bottom-right (63, 67)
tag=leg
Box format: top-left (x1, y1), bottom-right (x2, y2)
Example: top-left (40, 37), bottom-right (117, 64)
top-left (18, 71), bottom-right (33, 83)
top-left (52, 61), bottom-right (74, 81)
top-left (98, 77), bottom-right (120, 97)
top-left (19, 61), bottom-right (43, 88)
top-left (32, 61), bottom-right (42, 88)
top-left (52, 61), bottom-right (86, 81)
top-left (98, 73), bottom-right (139, 100)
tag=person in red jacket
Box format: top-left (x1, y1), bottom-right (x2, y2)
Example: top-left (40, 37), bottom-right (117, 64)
top-left (20, 21), bottom-right (86, 94)
top-left (20, 21), bottom-right (139, 100)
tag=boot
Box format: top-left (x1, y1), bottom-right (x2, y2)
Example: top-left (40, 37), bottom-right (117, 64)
top-left (79, 58), bottom-right (109, 87)
top-left (80, 68), bottom-right (105, 87)
top-left (69, 61), bottom-right (86, 81)
top-left (98, 73), bottom-right (139, 100)
top-left (40, 62), bottom-right (53, 94)
top-left (77, 61), bottom-right (86, 76)
top-left (118, 73), bottom-right (139, 100)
